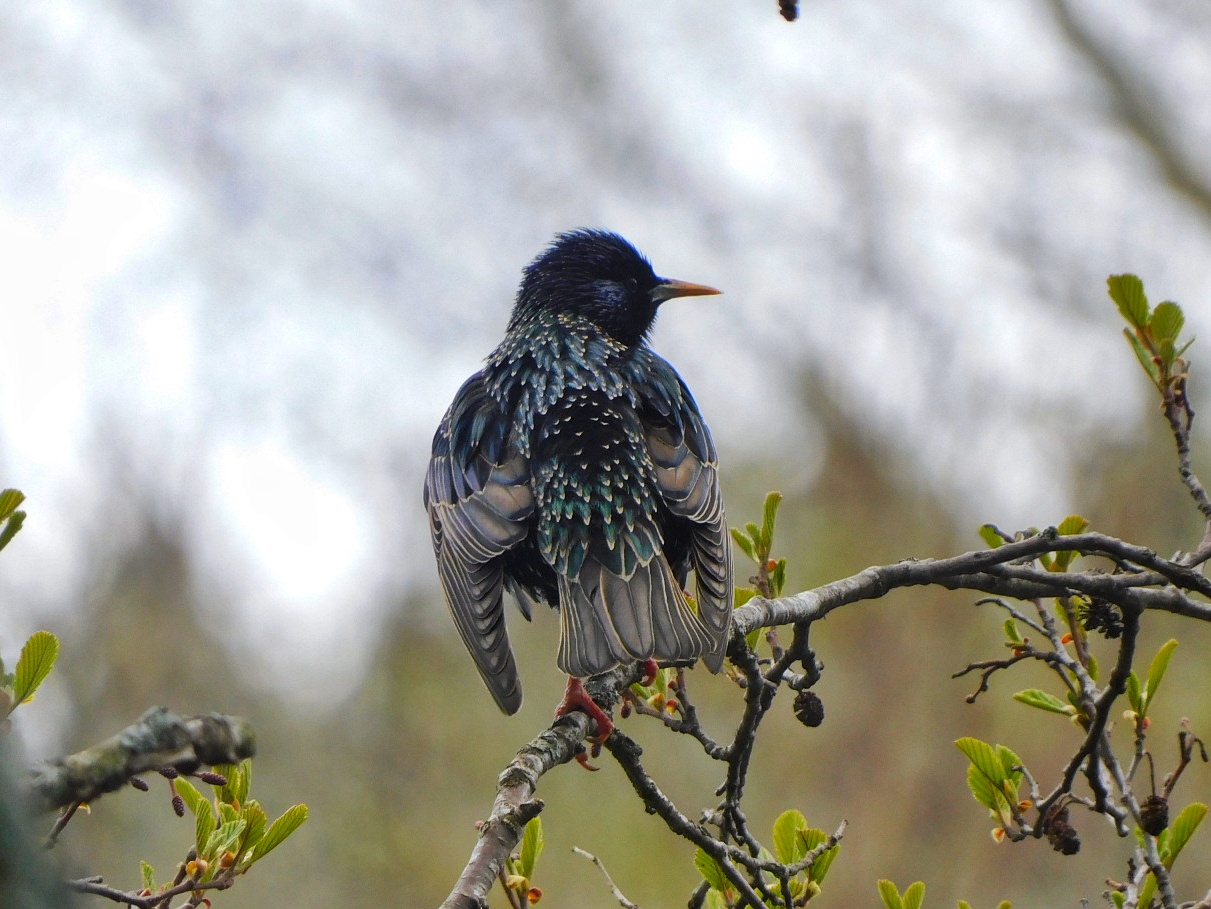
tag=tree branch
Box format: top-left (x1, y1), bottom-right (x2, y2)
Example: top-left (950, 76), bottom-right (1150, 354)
top-left (27, 707), bottom-right (255, 815)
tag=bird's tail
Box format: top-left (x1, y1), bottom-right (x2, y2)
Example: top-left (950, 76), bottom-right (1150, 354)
top-left (556, 553), bottom-right (717, 679)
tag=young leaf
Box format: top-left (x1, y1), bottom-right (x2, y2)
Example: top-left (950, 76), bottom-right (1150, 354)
top-left (195, 801), bottom-right (217, 856)
top-left (877, 879), bottom-right (904, 909)
top-left (966, 764), bottom-right (1001, 813)
top-left (1055, 515), bottom-right (1089, 537)
top-left (175, 778), bottom-right (206, 817)
top-left (902, 880), bottom-right (925, 909)
top-left (978, 524), bottom-right (1006, 548)
top-left (809, 843), bottom-right (839, 883)
top-left (0, 489), bottom-right (25, 522)
top-left (1013, 689), bottom-right (1074, 716)
top-left (249, 804), bottom-right (308, 864)
top-left (1126, 672), bottom-right (1142, 714)
top-left (770, 559), bottom-right (787, 597)
top-left (1108, 274), bottom-right (1149, 329)
top-left (1143, 639), bottom-right (1178, 713)
top-left (140, 861), bottom-right (156, 891)
top-left (955, 737), bottom-right (1007, 787)
top-left (1123, 328), bottom-right (1159, 383)
top-left (704, 889), bottom-right (728, 909)
top-left (203, 819), bottom-right (246, 865)
top-left (996, 744), bottom-right (1024, 783)
top-left (772, 809), bottom-right (808, 865)
top-left (1165, 802), bottom-right (1207, 866)
top-left (239, 801), bottom-right (268, 857)
top-left (730, 527), bottom-right (757, 562)
top-left (1150, 301), bottom-right (1185, 344)
top-left (694, 848), bottom-right (729, 892)
top-left (519, 816), bottom-right (544, 880)
top-left (12, 631), bottom-right (59, 704)
top-left (760, 491), bottom-right (782, 550)
top-left (0, 509), bottom-right (25, 552)
top-left (1002, 618), bottom-right (1022, 644)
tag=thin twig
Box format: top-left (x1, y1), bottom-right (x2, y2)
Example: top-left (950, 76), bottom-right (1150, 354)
top-left (572, 848), bottom-right (642, 909)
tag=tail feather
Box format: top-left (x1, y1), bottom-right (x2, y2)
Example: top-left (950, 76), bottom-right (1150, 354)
top-left (556, 553), bottom-right (714, 678)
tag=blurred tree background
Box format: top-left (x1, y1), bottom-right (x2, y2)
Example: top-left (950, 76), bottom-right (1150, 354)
top-left (1, 2), bottom-right (1210, 907)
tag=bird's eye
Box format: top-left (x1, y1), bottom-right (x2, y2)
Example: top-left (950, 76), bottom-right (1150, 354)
top-left (624, 277), bottom-right (639, 291)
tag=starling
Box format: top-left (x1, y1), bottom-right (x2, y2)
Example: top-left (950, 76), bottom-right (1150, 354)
top-left (424, 229), bottom-right (733, 731)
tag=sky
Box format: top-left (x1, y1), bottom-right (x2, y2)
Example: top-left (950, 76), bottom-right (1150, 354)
top-left (1, 0), bottom-right (1209, 701)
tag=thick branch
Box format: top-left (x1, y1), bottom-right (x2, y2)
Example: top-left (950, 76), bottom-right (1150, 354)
top-left (27, 707), bottom-right (255, 814)
top-left (732, 532), bottom-right (1211, 635)
top-left (438, 663), bottom-right (643, 909)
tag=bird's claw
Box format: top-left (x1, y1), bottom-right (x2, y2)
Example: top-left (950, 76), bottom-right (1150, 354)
top-left (555, 677), bottom-right (614, 744)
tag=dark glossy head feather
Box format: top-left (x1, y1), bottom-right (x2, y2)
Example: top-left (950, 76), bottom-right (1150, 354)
top-left (508, 229), bottom-right (717, 348)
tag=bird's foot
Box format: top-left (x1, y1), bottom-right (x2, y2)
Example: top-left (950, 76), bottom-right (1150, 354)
top-left (555, 676), bottom-right (614, 744)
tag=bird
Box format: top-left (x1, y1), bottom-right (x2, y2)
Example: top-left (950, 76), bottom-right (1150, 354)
top-left (424, 229), bottom-right (733, 737)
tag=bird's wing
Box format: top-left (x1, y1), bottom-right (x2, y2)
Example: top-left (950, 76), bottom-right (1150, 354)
top-left (424, 372), bottom-right (534, 714)
top-left (534, 388), bottom-right (716, 678)
top-left (636, 357), bottom-right (734, 672)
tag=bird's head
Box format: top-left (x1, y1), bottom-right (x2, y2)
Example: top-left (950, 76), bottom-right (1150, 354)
top-left (509, 229), bottom-right (720, 347)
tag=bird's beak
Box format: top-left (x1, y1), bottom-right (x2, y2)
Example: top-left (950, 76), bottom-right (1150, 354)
top-left (650, 278), bottom-right (722, 304)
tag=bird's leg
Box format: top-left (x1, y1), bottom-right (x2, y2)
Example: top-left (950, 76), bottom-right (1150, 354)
top-left (555, 676), bottom-right (614, 744)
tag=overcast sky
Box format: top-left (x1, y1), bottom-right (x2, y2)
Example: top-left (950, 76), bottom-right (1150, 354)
top-left (2, 0), bottom-right (1209, 697)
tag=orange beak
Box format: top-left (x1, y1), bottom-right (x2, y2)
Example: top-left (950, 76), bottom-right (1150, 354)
top-left (650, 278), bottom-right (722, 304)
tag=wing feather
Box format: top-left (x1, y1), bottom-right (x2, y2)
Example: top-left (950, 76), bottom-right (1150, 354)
top-left (425, 373), bottom-right (534, 714)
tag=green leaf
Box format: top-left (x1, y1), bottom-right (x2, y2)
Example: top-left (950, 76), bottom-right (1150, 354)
top-left (772, 809), bottom-right (808, 864)
top-left (1143, 639), bottom-right (1178, 713)
top-left (1150, 301), bottom-right (1185, 343)
top-left (730, 527), bottom-right (757, 562)
top-left (1110, 891), bottom-right (1125, 909)
top-left (239, 800), bottom-right (268, 857)
top-left (12, 631), bottom-right (59, 704)
top-left (966, 763), bottom-right (1001, 813)
top-left (704, 889), bottom-right (728, 909)
top-left (0, 489), bottom-right (25, 522)
top-left (175, 778), bottom-right (205, 816)
top-left (1013, 689), bottom-right (1075, 716)
top-left (996, 744), bottom-right (1024, 784)
top-left (1166, 802), bottom-right (1207, 866)
top-left (1138, 871), bottom-right (1157, 909)
top-left (902, 880), bottom-right (925, 909)
top-left (1126, 672), bottom-right (1142, 714)
top-left (1055, 514), bottom-right (1089, 537)
top-left (978, 524), bottom-right (1006, 548)
top-left (1123, 329), bottom-right (1159, 383)
top-left (694, 848), bottom-right (729, 892)
top-left (809, 843), bottom-right (839, 883)
top-left (195, 798), bottom-right (217, 855)
top-left (203, 819), bottom-right (246, 863)
top-left (760, 491), bottom-right (782, 550)
top-left (743, 522), bottom-right (761, 555)
top-left (997, 903), bottom-right (1013, 909)
top-left (1002, 618), bottom-right (1022, 644)
top-left (249, 804), bottom-right (308, 864)
top-left (877, 879), bottom-right (904, 909)
top-left (955, 737), bottom-right (1006, 787)
top-left (140, 861), bottom-right (156, 891)
top-left (958, 902), bottom-right (972, 909)
top-left (1108, 274), bottom-right (1149, 329)
top-left (0, 509), bottom-right (25, 553)
top-left (519, 816), bottom-right (543, 880)
top-left (1052, 515), bottom-right (1088, 570)
top-left (771, 558), bottom-right (787, 597)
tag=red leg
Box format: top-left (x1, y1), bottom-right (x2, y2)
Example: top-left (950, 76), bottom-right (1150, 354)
top-left (555, 677), bottom-right (614, 743)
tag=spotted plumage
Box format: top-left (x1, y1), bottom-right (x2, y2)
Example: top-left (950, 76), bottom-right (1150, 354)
top-left (425, 229), bottom-right (732, 715)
